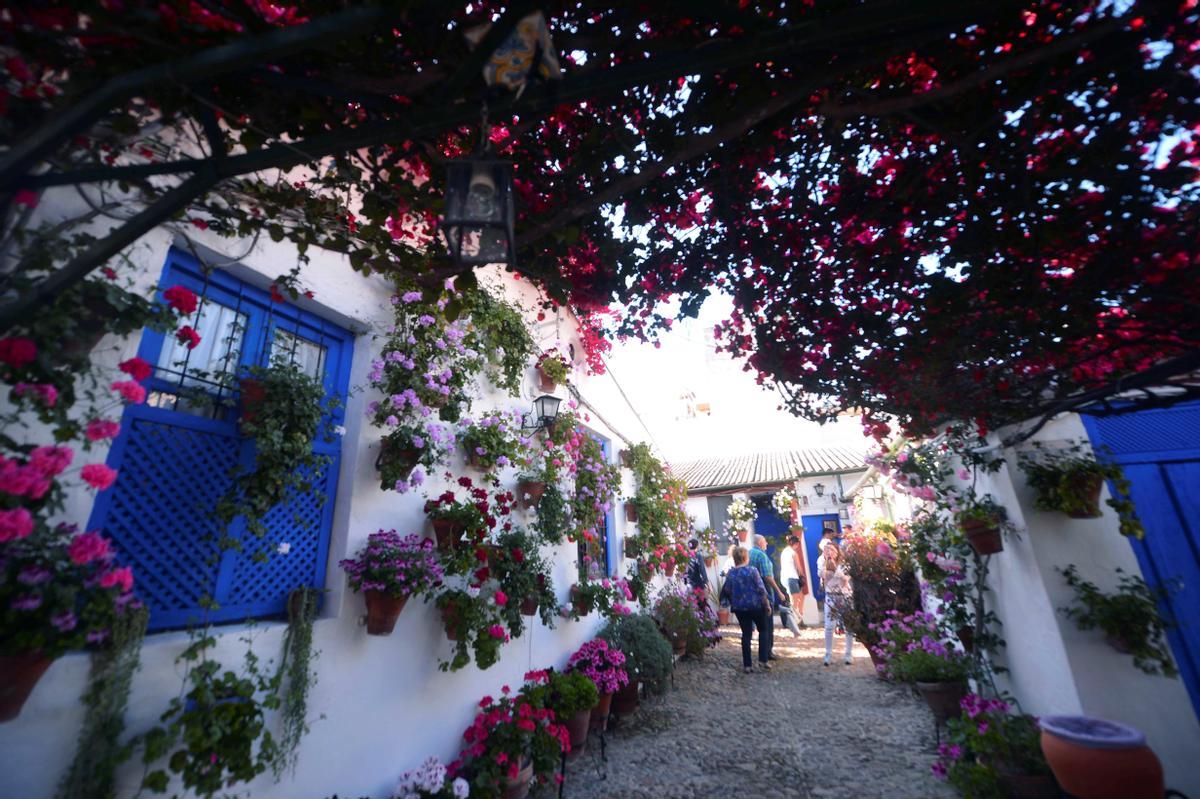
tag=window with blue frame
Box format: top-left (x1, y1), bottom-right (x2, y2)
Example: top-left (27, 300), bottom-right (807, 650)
top-left (576, 431), bottom-right (617, 579)
top-left (87, 250), bottom-right (353, 631)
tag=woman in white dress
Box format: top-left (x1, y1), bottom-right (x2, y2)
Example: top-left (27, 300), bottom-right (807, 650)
top-left (818, 541), bottom-right (854, 666)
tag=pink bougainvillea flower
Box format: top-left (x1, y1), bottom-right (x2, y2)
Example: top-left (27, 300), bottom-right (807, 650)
top-left (162, 285), bottom-right (198, 315)
top-left (111, 380), bottom-right (146, 404)
top-left (0, 507), bottom-right (34, 542)
top-left (13, 382), bottom-right (57, 407)
top-left (119, 357), bottom-right (153, 382)
top-left (175, 325), bottom-right (201, 350)
top-left (81, 463), bottom-right (118, 490)
top-left (68, 531), bottom-right (111, 565)
top-left (12, 189), bottom-right (38, 208)
top-left (86, 418), bottom-right (121, 442)
top-left (99, 566), bottom-right (134, 593)
top-left (0, 337), bottom-right (37, 368)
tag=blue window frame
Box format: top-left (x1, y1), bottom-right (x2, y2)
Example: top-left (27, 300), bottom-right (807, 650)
top-left (87, 249), bottom-right (353, 631)
top-left (577, 432), bottom-right (617, 578)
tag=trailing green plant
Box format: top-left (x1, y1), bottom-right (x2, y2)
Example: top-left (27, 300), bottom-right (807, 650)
top-left (491, 527), bottom-right (558, 636)
top-left (463, 286), bottom-right (536, 396)
top-left (1058, 565), bottom-right (1177, 677)
top-left (534, 349), bottom-right (570, 385)
top-left (932, 695), bottom-right (1052, 797)
top-left (532, 480), bottom-right (570, 544)
top-left (138, 631), bottom-right (281, 797)
top-left (598, 612), bottom-right (674, 695)
top-left (1018, 442), bottom-right (1143, 538)
top-left (56, 605), bottom-right (149, 799)
top-left (954, 493), bottom-right (1009, 527)
top-left (458, 409), bottom-right (527, 472)
top-left (273, 587), bottom-right (320, 779)
top-left (215, 358), bottom-right (338, 561)
top-left (694, 525), bottom-right (719, 558)
top-left (625, 441), bottom-right (689, 550)
top-left (432, 587), bottom-right (510, 672)
top-left (568, 571), bottom-right (635, 621)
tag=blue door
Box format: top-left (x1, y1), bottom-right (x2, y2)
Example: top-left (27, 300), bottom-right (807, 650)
top-left (1083, 402), bottom-right (1200, 717)
top-left (801, 513), bottom-right (841, 602)
top-left (752, 494), bottom-right (790, 563)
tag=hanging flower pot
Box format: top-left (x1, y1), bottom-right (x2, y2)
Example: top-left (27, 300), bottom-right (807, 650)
top-left (956, 625), bottom-right (975, 653)
top-left (466, 449), bottom-right (488, 470)
top-left (1063, 473), bottom-right (1104, 518)
top-left (915, 680), bottom-right (968, 725)
top-left (717, 608), bottom-right (731, 625)
top-left (570, 584), bottom-right (593, 615)
top-left (590, 692), bottom-right (613, 732)
top-left (619, 449), bottom-right (633, 468)
top-left (0, 653), bottom-right (54, 722)
top-left (430, 519), bottom-right (463, 552)
top-left (625, 538), bottom-right (642, 559)
top-left (624, 502), bottom-right (638, 522)
top-left (517, 479), bottom-right (546, 509)
top-left (704, 555), bottom-right (715, 568)
top-left (239, 377), bottom-right (266, 425)
top-left (536, 365), bottom-right (557, 393)
top-left (501, 756), bottom-right (534, 799)
top-left (519, 596), bottom-right (538, 617)
top-left (363, 590), bottom-right (408, 635)
top-left (376, 440), bottom-right (421, 487)
top-left (612, 679), bottom-right (640, 715)
top-left (1039, 715), bottom-right (1163, 799)
top-left (960, 517), bottom-right (1004, 556)
top-left (565, 707), bottom-right (592, 751)
top-left (441, 603), bottom-right (463, 641)
top-left (664, 561), bottom-right (676, 578)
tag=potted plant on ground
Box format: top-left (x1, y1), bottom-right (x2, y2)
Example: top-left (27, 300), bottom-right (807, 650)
top-left (457, 685), bottom-right (570, 799)
top-left (598, 613), bottom-right (674, 697)
top-left (458, 410), bottom-right (526, 472)
top-left (1018, 443), bottom-right (1144, 537)
top-left (838, 524), bottom-right (922, 658)
top-left (954, 494), bottom-right (1010, 556)
top-left (534, 350), bottom-right (571, 392)
top-left (392, 756), bottom-right (469, 798)
top-left (491, 527), bottom-right (558, 637)
top-left (433, 586), bottom-right (510, 672)
top-left (521, 668), bottom-right (599, 754)
top-left (339, 530), bottom-right (443, 636)
top-left (567, 639), bottom-right (629, 732)
top-left (1058, 565), bottom-right (1176, 676)
top-left (889, 639), bottom-right (973, 724)
top-left (932, 694), bottom-right (1058, 799)
top-left (0, 525), bottom-right (139, 721)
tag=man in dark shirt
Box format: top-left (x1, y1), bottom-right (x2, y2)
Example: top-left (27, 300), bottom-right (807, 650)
top-left (685, 538), bottom-right (708, 595)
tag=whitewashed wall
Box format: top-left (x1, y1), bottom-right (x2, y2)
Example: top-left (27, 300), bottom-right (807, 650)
top-left (0, 226), bottom-right (643, 799)
top-left (875, 416), bottom-right (1200, 795)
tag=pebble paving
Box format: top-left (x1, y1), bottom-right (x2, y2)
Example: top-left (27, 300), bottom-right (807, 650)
top-left (560, 623), bottom-right (957, 799)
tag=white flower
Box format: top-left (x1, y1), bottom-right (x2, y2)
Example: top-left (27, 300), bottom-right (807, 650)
top-left (466, 585), bottom-right (480, 598)
top-left (333, 424), bottom-right (346, 436)
top-left (276, 542), bottom-right (291, 555)
top-left (452, 777), bottom-right (469, 798)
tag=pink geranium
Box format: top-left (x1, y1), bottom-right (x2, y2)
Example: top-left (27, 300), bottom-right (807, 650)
top-left (0, 507), bottom-right (34, 542)
top-left (111, 380), bottom-right (147, 404)
top-left (81, 463), bottom-right (118, 490)
top-left (86, 419), bottom-right (121, 441)
top-left (14, 382), bottom-right (57, 407)
top-left (68, 531), bottom-right (111, 565)
top-left (99, 566), bottom-right (134, 593)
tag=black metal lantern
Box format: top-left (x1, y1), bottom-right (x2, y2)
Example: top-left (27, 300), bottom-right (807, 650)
top-left (813, 482), bottom-right (825, 498)
top-left (521, 394), bottom-right (561, 433)
top-left (440, 152), bottom-right (516, 268)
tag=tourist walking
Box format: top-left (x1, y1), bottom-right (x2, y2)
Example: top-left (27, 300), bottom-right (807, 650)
top-left (685, 538), bottom-right (708, 594)
top-left (777, 581), bottom-right (802, 638)
top-left (751, 534), bottom-right (788, 661)
top-left (817, 540), bottom-right (854, 666)
top-left (718, 546), bottom-right (772, 673)
top-left (781, 534), bottom-right (808, 628)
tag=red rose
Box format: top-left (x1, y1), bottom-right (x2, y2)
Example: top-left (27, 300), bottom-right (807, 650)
top-left (162, 285), bottom-right (198, 315)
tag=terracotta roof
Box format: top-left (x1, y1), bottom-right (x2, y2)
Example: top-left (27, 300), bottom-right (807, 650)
top-left (670, 447), bottom-right (867, 494)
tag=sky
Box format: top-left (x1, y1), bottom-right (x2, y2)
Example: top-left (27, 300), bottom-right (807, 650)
top-left (598, 293), bottom-right (871, 464)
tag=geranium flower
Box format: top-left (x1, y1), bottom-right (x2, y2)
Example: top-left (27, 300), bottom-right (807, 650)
top-left (68, 531), bottom-right (111, 564)
top-left (0, 507), bottom-right (34, 542)
top-left (162, 285), bottom-right (199, 315)
top-left (119, 357), bottom-right (153, 381)
top-left (0, 337), bottom-right (37, 368)
top-left (99, 566), bottom-right (134, 593)
top-left (175, 325), bottom-right (201, 350)
top-left (111, 380), bottom-right (147, 404)
top-left (86, 418), bottom-right (121, 441)
top-left (81, 463), bottom-right (118, 490)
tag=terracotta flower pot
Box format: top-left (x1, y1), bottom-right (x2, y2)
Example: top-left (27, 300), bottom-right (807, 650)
top-left (671, 637), bottom-right (686, 655)
top-left (625, 538), bottom-right (642, 558)
top-left (517, 480), bottom-right (546, 509)
top-left (717, 608), bottom-right (730, 625)
top-left (239, 377), bottom-right (266, 425)
top-left (363, 590), bottom-right (408, 635)
top-left (915, 680), bottom-right (968, 724)
top-left (961, 517), bottom-right (1004, 556)
top-left (466, 450), bottom-right (490, 470)
top-left (664, 561), bottom-right (676, 578)
top-left (612, 680), bottom-right (640, 715)
top-left (570, 584), bottom-right (593, 615)
top-left (502, 756), bottom-right (534, 799)
top-left (376, 441), bottom-right (421, 487)
top-left (441, 604), bottom-right (462, 641)
top-left (1106, 633), bottom-right (1133, 654)
top-left (704, 556), bottom-right (715, 568)
top-left (565, 707), bottom-right (592, 750)
top-left (619, 449), bottom-right (633, 467)
top-left (536, 365), bottom-right (558, 393)
top-left (590, 692), bottom-right (613, 732)
top-left (624, 502), bottom-right (638, 522)
top-left (1039, 715), bottom-right (1163, 799)
top-left (867, 647), bottom-right (889, 679)
top-left (430, 519), bottom-right (463, 552)
top-left (956, 625), bottom-right (975, 653)
top-left (520, 596), bottom-right (538, 617)
top-left (1064, 473), bottom-right (1104, 518)
top-left (0, 653), bottom-right (54, 722)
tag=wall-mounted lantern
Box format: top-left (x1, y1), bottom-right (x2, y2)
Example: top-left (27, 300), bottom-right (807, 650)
top-left (521, 394), bottom-right (561, 433)
top-left (813, 482), bottom-right (825, 498)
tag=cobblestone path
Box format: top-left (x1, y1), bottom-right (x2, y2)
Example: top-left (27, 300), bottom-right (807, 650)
top-left (561, 623), bottom-right (956, 799)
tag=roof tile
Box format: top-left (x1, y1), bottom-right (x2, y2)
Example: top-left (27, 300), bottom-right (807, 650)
top-left (670, 446), bottom-right (866, 493)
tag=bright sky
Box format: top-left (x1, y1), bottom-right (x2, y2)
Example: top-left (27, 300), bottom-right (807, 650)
top-left (601, 293), bottom-right (871, 464)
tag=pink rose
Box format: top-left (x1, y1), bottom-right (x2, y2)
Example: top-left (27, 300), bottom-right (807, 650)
top-left (111, 380), bottom-right (146, 404)
top-left (0, 507), bottom-right (34, 542)
top-left (68, 531), bottom-right (111, 565)
top-left (81, 463), bottom-right (118, 490)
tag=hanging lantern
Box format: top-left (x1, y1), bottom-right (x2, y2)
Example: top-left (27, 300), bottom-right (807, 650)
top-left (440, 153), bottom-right (516, 268)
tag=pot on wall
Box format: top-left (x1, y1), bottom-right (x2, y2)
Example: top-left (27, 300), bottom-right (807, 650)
top-left (663, 561), bottom-right (676, 578)
top-left (612, 679), bottom-right (640, 715)
top-left (0, 653), bottom-right (53, 722)
top-left (1039, 715), bottom-right (1163, 799)
top-left (536, 366), bottom-right (557, 393)
top-left (520, 596), bottom-right (538, 617)
top-left (624, 502), bottom-right (638, 523)
top-left (363, 590), bottom-right (408, 635)
top-left (430, 519), bottom-right (463, 552)
top-left (590, 692), bottom-right (613, 732)
top-left (1064, 473), bottom-right (1104, 518)
top-left (960, 518), bottom-right (1004, 556)
top-left (517, 480), bottom-right (546, 509)
top-left (625, 538), bottom-right (642, 559)
top-left (570, 584), bottom-right (593, 615)
top-left (704, 556), bottom-right (715, 567)
top-left (441, 603), bottom-right (463, 641)
top-left (956, 625), bottom-right (975, 653)
top-left (501, 756), bottom-right (534, 799)
top-left (915, 680), bottom-right (968, 725)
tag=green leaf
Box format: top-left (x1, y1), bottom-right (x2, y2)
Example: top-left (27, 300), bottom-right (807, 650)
top-left (142, 771), bottom-right (169, 793)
